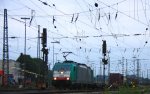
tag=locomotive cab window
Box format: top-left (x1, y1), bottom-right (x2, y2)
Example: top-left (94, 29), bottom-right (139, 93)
top-left (54, 64), bottom-right (70, 71)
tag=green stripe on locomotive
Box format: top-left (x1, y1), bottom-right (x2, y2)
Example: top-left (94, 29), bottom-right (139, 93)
top-left (70, 63), bottom-right (77, 82)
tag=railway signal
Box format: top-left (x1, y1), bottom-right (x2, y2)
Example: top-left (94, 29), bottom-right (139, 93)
top-left (102, 40), bottom-right (107, 56)
top-left (102, 40), bottom-right (108, 86)
top-left (102, 58), bottom-right (108, 65)
top-left (42, 28), bottom-right (47, 47)
top-left (102, 40), bottom-right (108, 65)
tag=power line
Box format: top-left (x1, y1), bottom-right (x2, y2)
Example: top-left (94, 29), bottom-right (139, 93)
top-left (97, 0), bottom-right (149, 26)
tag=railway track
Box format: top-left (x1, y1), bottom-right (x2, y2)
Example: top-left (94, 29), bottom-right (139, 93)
top-left (0, 89), bottom-right (104, 94)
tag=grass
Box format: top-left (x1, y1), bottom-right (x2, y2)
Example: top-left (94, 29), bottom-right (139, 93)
top-left (103, 85), bottom-right (150, 94)
top-left (118, 87), bottom-right (141, 94)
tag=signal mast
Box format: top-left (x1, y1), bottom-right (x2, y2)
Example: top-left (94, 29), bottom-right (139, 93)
top-left (102, 40), bottom-right (108, 85)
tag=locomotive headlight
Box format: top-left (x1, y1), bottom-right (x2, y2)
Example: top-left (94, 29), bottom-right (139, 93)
top-left (66, 77), bottom-right (70, 80)
top-left (60, 71), bottom-right (64, 74)
top-left (54, 77), bottom-right (57, 80)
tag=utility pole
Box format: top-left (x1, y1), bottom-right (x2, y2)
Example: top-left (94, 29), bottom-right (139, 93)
top-left (137, 59), bottom-right (140, 85)
top-left (37, 25), bottom-right (40, 58)
top-left (21, 17), bottom-right (30, 87)
top-left (21, 17), bottom-right (30, 55)
top-left (125, 59), bottom-right (128, 81)
top-left (2, 9), bottom-right (9, 86)
top-left (100, 60), bottom-right (102, 77)
top-left (147, 69), bottom-right (150, 84)
top-left (108, 51), bottom-right (110, 78)
top-left (55, 53), bottom-right (58, 63)
top-left (122, 57), bottom-right (124, 82)
top-left (133, 56), bottom-right (136, 76)
top-left (147, 69), bottom-right (150, 79)
top-left (122, 57), bottom-right (124, 75)
top-left (51, 41), bottom-right (60, 66)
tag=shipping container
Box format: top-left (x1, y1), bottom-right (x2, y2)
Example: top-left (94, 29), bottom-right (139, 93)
top-left (109, 73), bottom-right (123, 87)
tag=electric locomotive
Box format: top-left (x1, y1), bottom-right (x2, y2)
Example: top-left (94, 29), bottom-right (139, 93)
top-left (52, 60), bottom-right (94, 89)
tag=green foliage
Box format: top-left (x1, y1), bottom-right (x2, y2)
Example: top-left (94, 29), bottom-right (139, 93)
top-left (33, 58), bottom-right (48, 75)
top-left (118, 87), bottom-right (141, 94)
top-left (16, 53), bottom-right (48, 80)
top-left (103, 86), bottom-right (150, 94)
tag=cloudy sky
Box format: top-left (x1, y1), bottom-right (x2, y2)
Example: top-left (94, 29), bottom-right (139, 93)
top-left (0, 0), bottom-right (150, 77)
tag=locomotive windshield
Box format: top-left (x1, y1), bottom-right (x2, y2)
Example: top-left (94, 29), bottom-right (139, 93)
top-left (53, 64), bottom-right (71, 71)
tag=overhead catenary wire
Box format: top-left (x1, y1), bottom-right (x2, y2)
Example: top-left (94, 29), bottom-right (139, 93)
top-left (97, 0), bottom-right (149, 26)
top-left (0, 0), bottom-right (150, 72)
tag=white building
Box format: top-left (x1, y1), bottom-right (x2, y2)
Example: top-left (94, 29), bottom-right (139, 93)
top-left (0, 60), bottom-right (22, 85)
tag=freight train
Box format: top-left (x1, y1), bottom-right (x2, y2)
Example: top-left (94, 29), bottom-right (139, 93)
top-left (52, 60), bottom-right (99, 89)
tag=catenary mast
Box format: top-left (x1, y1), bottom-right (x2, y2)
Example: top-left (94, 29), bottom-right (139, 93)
top-left (2, 9), bottom-right (9, 86)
